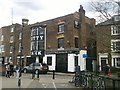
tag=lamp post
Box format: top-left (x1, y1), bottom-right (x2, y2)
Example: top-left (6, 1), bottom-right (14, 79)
top-left (18, 22), bottom-right (23, 88)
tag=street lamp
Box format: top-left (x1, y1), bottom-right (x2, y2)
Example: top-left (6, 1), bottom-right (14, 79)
top-left (20, 23), bottom-right (23, 67)
top-left (17, 20), bottom-right (24, 88)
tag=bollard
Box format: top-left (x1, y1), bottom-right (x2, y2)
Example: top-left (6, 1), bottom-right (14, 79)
top-left (112, 79), bottom-right (115, 90)
top-left (37, 71), bottom-right (39, 79)
top-left (18, 78), bottom-right (21, 87)
top-left (53, 70), bottom-right (55, 79)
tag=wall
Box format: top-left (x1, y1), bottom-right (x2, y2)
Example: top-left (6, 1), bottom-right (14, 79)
top-left (79, 50), bottom-right (87, 71)
top-left (43, 54), bottom-right (56, 71)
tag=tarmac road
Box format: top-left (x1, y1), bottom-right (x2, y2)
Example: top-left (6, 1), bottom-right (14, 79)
top-left (1, 72), bottom-right (82, 90)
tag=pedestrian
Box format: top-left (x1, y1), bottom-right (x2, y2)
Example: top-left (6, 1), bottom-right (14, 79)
top-left (32, 63), bottom-right (35, 79)
top-left (15, 64), bottom-right (19, 78)
top-left (10, 62), bottom-right (14, 76)
top-left (5, 63), bottom-right (10, 78)
top-left (105, 64), bottom-right (110, 75)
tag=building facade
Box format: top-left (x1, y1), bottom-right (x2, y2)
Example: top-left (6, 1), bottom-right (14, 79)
top-left (0, 5), bottom-right (96, 72)
top-left (96, 15), bottom-right (120, 71)
top-left (0, 19), bottom-right (31, 66)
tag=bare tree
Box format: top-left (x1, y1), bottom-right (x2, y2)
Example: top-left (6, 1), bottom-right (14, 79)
top-left (90, 0), bottom-right (120, 23)
top-left (90, 0), bottom-right (120, 67)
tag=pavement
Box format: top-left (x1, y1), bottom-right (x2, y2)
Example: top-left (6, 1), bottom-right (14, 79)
top-left (0, 72), bottom-right (82, 90)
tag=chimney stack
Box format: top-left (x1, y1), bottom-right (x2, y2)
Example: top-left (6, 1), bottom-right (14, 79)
top-left (79, 5), bottom-right (85, 22)
top-left (22, 19), bottom-right (29, 26)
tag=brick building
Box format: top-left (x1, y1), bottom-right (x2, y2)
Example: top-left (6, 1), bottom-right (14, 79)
top-left (96, 15), bottom-right (120, 71)
top-left (0, 19), bottom-right (31, 66)
top-left (0, 5), bottom-right (96, 72)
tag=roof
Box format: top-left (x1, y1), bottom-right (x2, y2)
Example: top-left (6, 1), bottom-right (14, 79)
top-left (97, 15), bottom-right (120, 26)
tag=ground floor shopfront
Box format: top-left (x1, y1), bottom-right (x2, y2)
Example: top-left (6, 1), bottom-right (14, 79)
top-left (1, 49), bottom-right (88, 73)
top-left (42, 49), bottom-right (87, 72)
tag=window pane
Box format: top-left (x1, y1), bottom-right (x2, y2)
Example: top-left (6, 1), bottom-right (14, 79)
top-left (10, 45), bottom-right (13, 53)
top-left (10, 35), bottom-right (14, 43)
top-left (47, 57), bottom-right (52, 65)
top-left (19, 33), bottom-right (22, 40)
top-left (111, 40), bottom-right (120, 51)
top-left (74, 20), bottom-right (79, 29)
top-left (58, 24), bottom-right (64, 33)
top-left (75, 38), bottom-right (79, 48)
top-left (58, 38), bottom-right (64, 48)
top-left (11, 27), bottom-right (14, 32)
top-left (111, 25), bottom-right (120, 35)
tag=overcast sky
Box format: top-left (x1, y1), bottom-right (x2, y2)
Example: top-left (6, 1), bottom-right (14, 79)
top-left (0, 0), bottom-right (98, 27)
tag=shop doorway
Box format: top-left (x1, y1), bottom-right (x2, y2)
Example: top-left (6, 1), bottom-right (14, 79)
top-left (56, 53), bottom-right (68, 72)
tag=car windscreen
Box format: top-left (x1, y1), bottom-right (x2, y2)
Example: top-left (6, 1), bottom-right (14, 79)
top-left (34, 63), bottom-right (40, 66)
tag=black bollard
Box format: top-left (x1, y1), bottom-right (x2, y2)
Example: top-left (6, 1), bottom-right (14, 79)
top-left (53, 70), bottom-right (55, 79)
top-left (18, 78), bottom-right (21, 87)
top-left (37, 71), bottom-right (39, 79)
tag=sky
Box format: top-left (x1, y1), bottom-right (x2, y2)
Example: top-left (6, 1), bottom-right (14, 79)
top-left (0, 0), bottom-right (98, 28)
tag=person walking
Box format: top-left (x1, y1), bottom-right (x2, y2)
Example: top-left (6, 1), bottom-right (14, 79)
top-left (32, 63), bottom-right (35, 79)
top-left (15, 64), bottom-right (19, 78)
top-left (5, 63), bottom-right (10, 78)
top-left (10, 62), bottom-right (14, 76)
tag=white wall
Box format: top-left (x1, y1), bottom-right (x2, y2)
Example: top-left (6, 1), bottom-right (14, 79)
top-left (79, 50), bottom-right (87, 71)
top-left (43, 50), bottom-right (87, 72)
top-left (68, 54), bottom-right (75, 72)
top-left (43, 54), bottom-right (56, 71)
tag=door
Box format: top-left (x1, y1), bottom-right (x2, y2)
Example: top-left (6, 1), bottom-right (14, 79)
top-left (101, 58), bottom-right (107, 72)
top-left (56, 53), bottom-right (68, 72)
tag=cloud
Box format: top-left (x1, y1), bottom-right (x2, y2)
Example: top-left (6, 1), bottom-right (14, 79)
top-left (0, 0), bottom-right (97, 27)
top-left (14, 0), bottom-right (43, 11)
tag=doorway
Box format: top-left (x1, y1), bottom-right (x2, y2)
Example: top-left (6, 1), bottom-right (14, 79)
top-left (56, 53), bottom-right (68, 72)
top-left (101, 58), bottom-right (107, 72)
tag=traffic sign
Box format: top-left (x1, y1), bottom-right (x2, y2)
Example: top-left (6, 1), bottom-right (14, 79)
top-left (82, 54), bottom-right (87, 58)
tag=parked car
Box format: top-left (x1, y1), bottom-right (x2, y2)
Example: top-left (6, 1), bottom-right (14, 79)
top-left (23, 63), bottom-right (48, 74)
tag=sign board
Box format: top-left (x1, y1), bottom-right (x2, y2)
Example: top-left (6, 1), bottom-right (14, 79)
top-left (31, 50), bottom-right (44, 56)
top-left (31, 26), bottom-right (45, 57)
top-left (82, 54), bottom-right (87, 58)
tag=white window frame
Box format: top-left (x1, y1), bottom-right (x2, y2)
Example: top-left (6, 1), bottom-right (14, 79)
top-left (1, 35), bottom-right (4, 41)
top-left (111, 39), bottom-right (120, 52)
top-left (10, 45), bottom-right (13, 53)
top-left (111, 25), bottom-right (120, 35)
top-left (19, 32), bottom-right (22, 40)
top-left (0, 45), bottom-right (5, 52)
top-left (112, 55), bottom-right (120, 68)
top-left (10, 35), bottom-right (14, 43)
top-left (58, 24), bottom-right (64, 33)
top-left (11, 27), bottom-right (14, 32)
top-left (114, 15), bottom-right (120, 21)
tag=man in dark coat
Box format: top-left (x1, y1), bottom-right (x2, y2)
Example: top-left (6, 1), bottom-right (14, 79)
top-left (32, 63), bottom-right (35, 79)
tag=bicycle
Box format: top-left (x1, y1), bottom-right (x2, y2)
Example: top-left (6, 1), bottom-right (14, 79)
top-left (92, 74), bottom-right (105, 90)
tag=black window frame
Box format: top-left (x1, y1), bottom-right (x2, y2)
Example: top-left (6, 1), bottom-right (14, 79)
top-left (58, 38), bottom-right (64, 49)
top-left (47, 56), bottom-right (52, 66)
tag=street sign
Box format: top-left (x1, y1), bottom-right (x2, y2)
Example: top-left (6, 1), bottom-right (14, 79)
top-left (82, 54), bottom-right (87, 58)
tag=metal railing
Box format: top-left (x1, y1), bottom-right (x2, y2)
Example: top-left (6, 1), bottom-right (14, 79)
top-left (71, 71), bottom-right (120, 90)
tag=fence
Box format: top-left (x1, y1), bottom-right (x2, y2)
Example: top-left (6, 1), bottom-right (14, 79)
top-left (73, 71), bottom-right (120, 90)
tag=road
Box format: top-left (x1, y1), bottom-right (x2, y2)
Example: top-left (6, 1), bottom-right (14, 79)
top-left (1, 72), bottom-right (82, 90)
